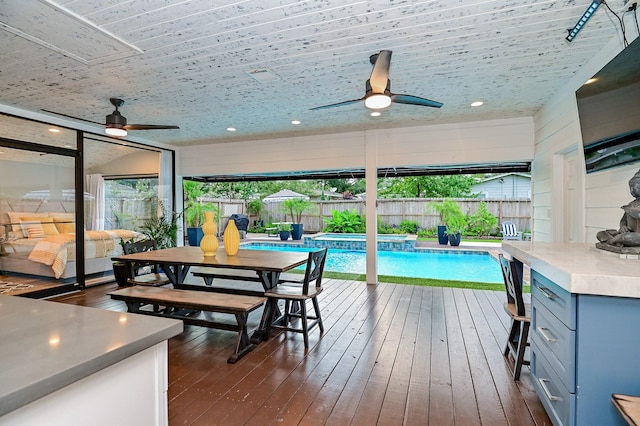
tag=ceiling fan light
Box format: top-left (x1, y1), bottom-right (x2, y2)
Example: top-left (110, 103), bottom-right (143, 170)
top-left (365, 94), bottom-right (391, 109)
top-left (105, 127), bottom-right (127, 137)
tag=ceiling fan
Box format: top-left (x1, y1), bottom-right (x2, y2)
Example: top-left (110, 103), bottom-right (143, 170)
top-left (311, 50), bottom-right (443, 111)
top-left (43, 98), bottom-right (179, 137)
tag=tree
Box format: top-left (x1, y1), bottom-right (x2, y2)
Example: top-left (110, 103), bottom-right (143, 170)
top-left (378, 175), bottom-right (478, 198)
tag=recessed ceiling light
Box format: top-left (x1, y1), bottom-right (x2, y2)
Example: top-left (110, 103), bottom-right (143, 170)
top-left (291, 120), bottom-right (301, 125)
top-left (370, 111), bottom-right (381, 117)
top-left (48, 128), bottom-right (61, 133)
top-left (471, 101), bottom-right (484, 107)
top-left (584, 77), bottom-right (597, 85)
top-left (227, 127), bottom-right (236, 132)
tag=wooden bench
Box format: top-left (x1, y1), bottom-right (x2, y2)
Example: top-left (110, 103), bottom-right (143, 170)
top-left (191, 267), bottom-right (304, 290)
top-left (108, 286), bottom-right (266, 363)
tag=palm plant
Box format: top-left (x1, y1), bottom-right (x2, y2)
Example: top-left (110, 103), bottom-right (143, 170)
top-left (281, 198), bottom-right (313, 223)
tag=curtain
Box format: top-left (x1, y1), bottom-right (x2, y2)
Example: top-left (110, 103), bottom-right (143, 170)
top-left (85, 174), bottom-right (105, 230)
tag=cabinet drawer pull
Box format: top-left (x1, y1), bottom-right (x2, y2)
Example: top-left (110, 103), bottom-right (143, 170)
top-left (538, 286), bottom-right (557, 300)
top-left (537, 327), bottom-right (557, 343)
top-left (538, 378), bottom-right (560, 401)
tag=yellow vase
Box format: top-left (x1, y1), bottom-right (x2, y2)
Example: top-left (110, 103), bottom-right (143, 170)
top-left (199, 211), bottom-right (219, 256)
top-left (223, 219), bottom-right (240, 255)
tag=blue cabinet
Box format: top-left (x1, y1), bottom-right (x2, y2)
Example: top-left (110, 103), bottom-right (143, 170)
top-left (530, 270), bottom-right (640, 426)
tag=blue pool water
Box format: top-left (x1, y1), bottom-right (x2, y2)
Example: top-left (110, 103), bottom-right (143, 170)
top-left (243, 244), bottom-right (503, 284)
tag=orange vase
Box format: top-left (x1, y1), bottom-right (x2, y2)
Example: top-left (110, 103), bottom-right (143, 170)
top-left (199, 211), bottom-right (219, 256)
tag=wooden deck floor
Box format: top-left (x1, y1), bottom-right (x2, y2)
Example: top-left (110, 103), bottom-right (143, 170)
top-left (50, 279), bottom-right (550, 425)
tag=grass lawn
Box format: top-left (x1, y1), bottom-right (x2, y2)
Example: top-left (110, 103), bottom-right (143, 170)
top-left (314, 270), bottom-right (527, 292)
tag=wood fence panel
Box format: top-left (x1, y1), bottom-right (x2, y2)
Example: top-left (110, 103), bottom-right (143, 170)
top-left (112, 198), bottom-right (531, 235)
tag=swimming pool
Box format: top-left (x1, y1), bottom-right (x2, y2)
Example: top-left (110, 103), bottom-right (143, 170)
top-left (243, 243), bottom-right (503, 283)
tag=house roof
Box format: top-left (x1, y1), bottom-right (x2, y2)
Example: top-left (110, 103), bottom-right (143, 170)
top-left (477, 172), bottom-right (532, 183)
top-left (262, 189), bottom-right (309, 202)
top-left (0, 2), bottom-right (621, 147)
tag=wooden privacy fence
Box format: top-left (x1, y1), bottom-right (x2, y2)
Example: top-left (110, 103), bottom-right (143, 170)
top-left (257, 198), bottom-right (531, 234)
top-left (107, 197), bottom-right (531, 235)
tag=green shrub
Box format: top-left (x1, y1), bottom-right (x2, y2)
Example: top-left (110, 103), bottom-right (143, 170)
top-left (323, 209), bottom-right (365, 233)
top-left (466, 202), bottom-right (498, 237)
top-left (398, 220), bottom-right (419, 234)
top-left (377, 221), bottom-right (399, 234)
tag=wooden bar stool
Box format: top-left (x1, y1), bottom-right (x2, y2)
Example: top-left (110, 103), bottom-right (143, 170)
top-left (499, 253), bottom-right (530, 380)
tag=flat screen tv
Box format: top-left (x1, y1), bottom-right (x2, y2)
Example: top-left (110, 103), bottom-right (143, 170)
top-left (576, 37), bottom-right (640, 174)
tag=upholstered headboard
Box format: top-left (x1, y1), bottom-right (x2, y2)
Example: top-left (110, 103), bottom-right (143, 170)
top-left (0, 199), bottom-right (75, 239)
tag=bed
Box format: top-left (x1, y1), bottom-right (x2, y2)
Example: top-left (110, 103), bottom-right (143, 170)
top-left (1, 208), bottom-right (141, 280)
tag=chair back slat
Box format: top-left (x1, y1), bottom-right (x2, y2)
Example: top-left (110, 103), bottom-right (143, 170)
top-left (122, 239), bottom-right (160, 275)
top-left (499, 253), bottom-right (526, 316)
top-left (302, 248), bottom-right (328, 294)
top-left (501, 221), bottom-right (522, 240)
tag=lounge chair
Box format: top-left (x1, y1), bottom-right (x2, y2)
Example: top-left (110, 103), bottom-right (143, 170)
top-left (501, 221), bottom-right (522, 240)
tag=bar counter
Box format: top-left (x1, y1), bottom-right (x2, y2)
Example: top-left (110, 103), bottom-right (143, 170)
top-left (0, 295), bottom-right (182, 425)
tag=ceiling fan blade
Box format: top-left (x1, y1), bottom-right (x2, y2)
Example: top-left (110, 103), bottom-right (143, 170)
top-left (310, 98), bottom-right (364, 111)
top-left (390, 94), bottom-right (443, 108)
top-left (124, 124), bottom-right (180, 130)
top-left (41, 109), bottom-right (104, 125)
top-left (369, 50), bottom-right (392, 93)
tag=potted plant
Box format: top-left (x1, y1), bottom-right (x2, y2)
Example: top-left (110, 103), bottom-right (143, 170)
top-left (277, 222), bottom-right (291, 240)
top-left (429, 198), bottom-right (463, 245)
top-left (112, 260), bottom-right (132, 286)
top-left (183, 181), bottom-right (216, 246)
top-left (184, 200), bottom-right (217, 246)
top-left (444, 214), bottom-right (467, 246)
top-left (281, 197), bottom-right (313, 240)
top-left (246, 199), bottom-right (264, 228)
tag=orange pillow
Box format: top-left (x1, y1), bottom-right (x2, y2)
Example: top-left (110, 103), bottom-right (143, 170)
top-left (54, 218), bottom-right (75, 234)
top-left (21, 216), bottom-right (59, 236)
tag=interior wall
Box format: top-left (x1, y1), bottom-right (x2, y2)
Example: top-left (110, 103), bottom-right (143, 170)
top-left (88, 150), bottom-right (160, 176)
top-left (178, 117), bottom-right (534, 177)
top-left (533, 34), bottom-right (639, 243)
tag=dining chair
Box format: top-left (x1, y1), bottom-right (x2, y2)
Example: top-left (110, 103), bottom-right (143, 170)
top-left (264, 248), bottom-right (328, 348)
top-left (121, 239), bottom-right (171, 287)
top-left (612, 393), bottom-right (640, 425)
top-left (499, 253), bottom-right (530, 380)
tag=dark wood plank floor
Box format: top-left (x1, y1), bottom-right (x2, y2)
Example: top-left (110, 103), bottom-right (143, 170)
top-left (50, 279), bottom-right (551, 425)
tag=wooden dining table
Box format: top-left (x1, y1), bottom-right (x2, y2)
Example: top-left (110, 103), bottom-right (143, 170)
top-left (112, 246), bottom-right (310, 342)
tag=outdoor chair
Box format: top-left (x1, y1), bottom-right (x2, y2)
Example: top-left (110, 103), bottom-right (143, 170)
top-left (612, 393), bottom-right (640, 425)
top-left (264, 248), bottom-right (328, 349)
top-left (501, 221), bottom-right (522, 240)
top-left (121, 239), bottom-right (171, 287)
top-left (499, 253), bottom-right (530, 380)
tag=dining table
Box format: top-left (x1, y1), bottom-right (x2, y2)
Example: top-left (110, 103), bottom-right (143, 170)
top-left (111, 246), bottom-right (310, 342)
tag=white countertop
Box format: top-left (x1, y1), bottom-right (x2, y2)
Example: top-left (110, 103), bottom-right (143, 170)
top-left (502, 241), bottom-right (640, 298)
top-left (0, 296), bottom-right (183, 417)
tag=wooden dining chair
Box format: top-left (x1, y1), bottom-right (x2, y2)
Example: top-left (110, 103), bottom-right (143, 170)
top-left (612, 393), bottom-right (640, 425)
top-left (265, 248), bottom-right (328, 349)
top-left (121, 239), bottom-right (171, 287)
top-left (499, 253), bottom-right (530, 380)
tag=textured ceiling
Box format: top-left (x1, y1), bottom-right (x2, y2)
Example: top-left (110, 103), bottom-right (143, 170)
top-left (0, 0), bottom-right (630, 147)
